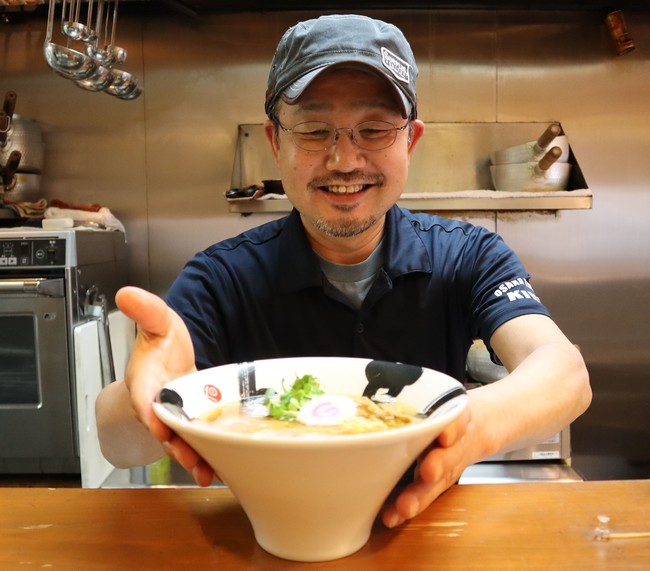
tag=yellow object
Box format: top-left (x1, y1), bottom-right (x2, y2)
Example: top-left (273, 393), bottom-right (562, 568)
top-left (148, 456), bottom-right (171, 485)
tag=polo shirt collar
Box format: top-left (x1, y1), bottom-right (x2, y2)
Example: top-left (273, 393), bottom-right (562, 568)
top-left (277, 206), bottom-right (432, 293)
top-left (383, 205), bottom-right (432, 277)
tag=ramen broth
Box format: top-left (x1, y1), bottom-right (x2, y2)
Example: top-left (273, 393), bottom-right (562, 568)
top-left (199, 395), bottom-right (422, 437)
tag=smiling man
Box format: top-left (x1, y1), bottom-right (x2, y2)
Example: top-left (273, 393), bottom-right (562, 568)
top-left (266, 67), bottom-right (423, 261)
top-left (96, 14), bottom-right (591, 529)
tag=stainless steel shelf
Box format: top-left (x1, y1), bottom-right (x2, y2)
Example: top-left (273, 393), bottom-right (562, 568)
top-left (227, 191), bottom-right (592, 214)
top-left (228, 122), bottom-right (592, 214)
top-left (459, 461), bottom-right (583, 485)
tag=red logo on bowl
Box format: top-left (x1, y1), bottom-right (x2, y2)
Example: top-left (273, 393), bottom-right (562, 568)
top-left (203, 384), bottom-right (222, 403)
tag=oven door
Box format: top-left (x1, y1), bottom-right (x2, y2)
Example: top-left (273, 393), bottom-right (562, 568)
top-left (0, 278), bottom-right (77, 468)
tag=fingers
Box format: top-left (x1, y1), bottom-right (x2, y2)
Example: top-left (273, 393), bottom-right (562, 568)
top-left (381, 473), bottom-right (449, 528)
top-left (148, 414), bottom-right (174, 443)
top-left (116, 286), bottom-right (196, 426)
top-left (382, 407), bottom-right (473, 529)
top-left (115, 286), bottom-right (210, 485)
top-left (382, 489), bottom-right (420, 529)
top-left (115, 286), bottom-right (173, 336)
top-left (436, 406), bottom-right (470, 448)
top-left (162, 434), bottom-right (216, 487)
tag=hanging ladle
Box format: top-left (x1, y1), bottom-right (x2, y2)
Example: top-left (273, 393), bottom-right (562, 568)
top-left (44, 0), bottom-right (97, 81)
top-left (70, 0), bottom-right (116, 92)
top-left (85, 0), bottom-right (127, 67)
top-left (62, 0), bottom-right (98, 44)
top-left (105, 69), bottom-right (142, 100)
top-left (76, 64), bottom-right (114, 92)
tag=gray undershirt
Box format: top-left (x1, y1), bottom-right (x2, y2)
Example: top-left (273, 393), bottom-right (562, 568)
top-left (316, 240), bottom-right (385, 311)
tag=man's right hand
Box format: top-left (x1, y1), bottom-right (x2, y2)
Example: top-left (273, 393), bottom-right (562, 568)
top-left (96, 286), bottom-right (215, 486)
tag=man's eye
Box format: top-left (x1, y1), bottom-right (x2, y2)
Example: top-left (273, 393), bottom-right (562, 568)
top-left (297, 129), bottom-right (331, 139)
top-left (358, 128), bottom-right (390, 139)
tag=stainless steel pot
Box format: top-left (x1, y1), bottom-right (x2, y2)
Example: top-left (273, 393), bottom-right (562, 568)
top-left (490, 146), bottom-right (572, 192)
top-left (1, 173), bottom-right (42, 203)
top-left (489, 123), bottom-right (569, 165)
top-left (0, 91), bottom-right (44, 174)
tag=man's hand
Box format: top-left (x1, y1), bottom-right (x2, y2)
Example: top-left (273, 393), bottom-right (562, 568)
top-left (381, 314), bottom-right (591, 529)
top-left (381, 405), bottom-right (472, 528)
top-left (104, 286), bottom-right (216, 486)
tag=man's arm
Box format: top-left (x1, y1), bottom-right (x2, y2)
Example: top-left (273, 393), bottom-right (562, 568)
top-left (95, 286), bottom-right (215, 486)
top-left (382, 313), bottom-right (591, 528)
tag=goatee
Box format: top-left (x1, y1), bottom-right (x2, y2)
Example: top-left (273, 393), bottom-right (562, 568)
top-left (312, 213), bottom-right (378, 238)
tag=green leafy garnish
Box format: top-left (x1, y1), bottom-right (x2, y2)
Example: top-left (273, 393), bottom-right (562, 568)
top-left (263, 374), bottom-right (324, 421)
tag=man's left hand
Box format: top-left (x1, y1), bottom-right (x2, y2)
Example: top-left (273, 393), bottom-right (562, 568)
top-left (381, 405), bottom-right (472, 528)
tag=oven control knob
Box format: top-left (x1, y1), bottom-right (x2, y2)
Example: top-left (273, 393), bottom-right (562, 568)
top-left (46, 244), bottom-right (57, 262)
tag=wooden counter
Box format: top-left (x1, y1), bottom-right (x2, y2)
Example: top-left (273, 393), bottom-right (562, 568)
top-left (1, 480), bottom-right (648, 569)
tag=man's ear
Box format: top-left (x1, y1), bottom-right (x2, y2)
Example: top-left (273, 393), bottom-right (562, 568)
top-left (407, 119), bottom-right (425, 156)
top-left (264, 120), bottom-right (281, 166)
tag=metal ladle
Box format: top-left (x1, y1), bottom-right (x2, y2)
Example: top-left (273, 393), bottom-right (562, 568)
top-left (76, 65), bottom-right (114, 92)
top-left (44, 0), bottom-right (97, 80)
top-left (62, 0), bottom-right (98, 44)
top-left (85, 0), bottom-right (127, 68)
top-left (105, 69), bottom-right (142, 100)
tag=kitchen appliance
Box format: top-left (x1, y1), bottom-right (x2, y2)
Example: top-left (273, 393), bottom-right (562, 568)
top-left (0, 225), bottom-right (127, 475)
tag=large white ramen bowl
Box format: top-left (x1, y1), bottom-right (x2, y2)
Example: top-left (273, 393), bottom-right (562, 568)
top-left (153, 356), bottom-right (468, 562)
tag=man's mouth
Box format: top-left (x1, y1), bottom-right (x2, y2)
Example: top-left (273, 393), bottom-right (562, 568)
top-left (310, 173), bottom-right (383, 195)
top-left (324, 184), bottom-right (368, 195)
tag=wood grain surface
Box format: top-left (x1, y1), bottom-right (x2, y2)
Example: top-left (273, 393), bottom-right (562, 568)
top-left (1, 480), bottom-right (648, 570)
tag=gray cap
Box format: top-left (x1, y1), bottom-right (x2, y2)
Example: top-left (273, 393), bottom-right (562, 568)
top-left (265, 14), bottom-right (418, 119)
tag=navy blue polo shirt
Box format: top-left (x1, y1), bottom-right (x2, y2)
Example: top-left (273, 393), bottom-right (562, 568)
top-left (165, 206), bottom-right (550, 382)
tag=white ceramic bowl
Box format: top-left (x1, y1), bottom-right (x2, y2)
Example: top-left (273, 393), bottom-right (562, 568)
top-left (490, 162), bottom-right (572, 192)
top-left (153, 356), bottom-right (468, 562)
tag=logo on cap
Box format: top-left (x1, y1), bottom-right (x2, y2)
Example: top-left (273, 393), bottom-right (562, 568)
top-left (381, 47), bottom-right (410, 84)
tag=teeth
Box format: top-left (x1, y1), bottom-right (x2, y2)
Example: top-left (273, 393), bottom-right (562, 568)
top-left (327, 184), bottom-right (365, 194)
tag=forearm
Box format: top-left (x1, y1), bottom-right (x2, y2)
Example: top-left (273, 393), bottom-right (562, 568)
top-left (95, 380), bottom-right (166, 469)
top-left (468, 339), bottom-right (591, 460)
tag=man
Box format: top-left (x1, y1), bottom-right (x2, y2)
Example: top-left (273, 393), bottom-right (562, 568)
top-left (96, 14), bottom-right (591, 529)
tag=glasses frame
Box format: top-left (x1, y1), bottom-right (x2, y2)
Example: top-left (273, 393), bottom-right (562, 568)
top-left (273, 118), bottom-right (411, 152)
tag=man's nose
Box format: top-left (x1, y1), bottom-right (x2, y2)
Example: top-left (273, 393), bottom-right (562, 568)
top-left (326, 129), bottom-right (365, 170)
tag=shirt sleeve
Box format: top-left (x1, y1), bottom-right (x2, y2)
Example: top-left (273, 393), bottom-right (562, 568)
top-left (467, 227), bottom-right (551, 347)
top-left (165, 252), bottom-right (231, 370)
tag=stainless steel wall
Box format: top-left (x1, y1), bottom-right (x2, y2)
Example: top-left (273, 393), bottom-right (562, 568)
top-left (1, 7), bottom-right (648, 479)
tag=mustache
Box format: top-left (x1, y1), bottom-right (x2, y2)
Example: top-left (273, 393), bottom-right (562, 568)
top-left (308, 170), bottom-right (384, 189)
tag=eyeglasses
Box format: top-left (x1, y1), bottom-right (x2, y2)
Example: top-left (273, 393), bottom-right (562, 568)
top-left (274, 119), bottom-right (410, 152)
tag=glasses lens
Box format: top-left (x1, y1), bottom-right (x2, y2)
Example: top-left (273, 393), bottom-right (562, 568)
top-left (291, 122), bottom-right (334, 151)
top-left (284, 120), bottom-right (406, 152)
top-left (354, 121), bottom-right (400, 150)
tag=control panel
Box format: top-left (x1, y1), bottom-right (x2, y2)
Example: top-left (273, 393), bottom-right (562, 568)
top-left (0, 238), bottom-right (67, 267)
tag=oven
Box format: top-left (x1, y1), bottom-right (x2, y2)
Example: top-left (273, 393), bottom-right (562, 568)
top-left (0, 227), bottom-right (127, 475)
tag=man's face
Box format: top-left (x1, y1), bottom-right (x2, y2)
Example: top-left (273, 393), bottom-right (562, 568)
top-left (265, 68), bottom-right (424, 243)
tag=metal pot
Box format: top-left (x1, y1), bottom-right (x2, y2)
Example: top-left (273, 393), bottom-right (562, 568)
top-left (1, 173), bottom-right (42, 203)
top-left (489, 123), bottom-right (569, 165)
top-left (1, 149), bottom-right (21, 190)
top-left (490, 146), bottom-right (571, 192)
top-left (0, 91), bottom-right (44, 174)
